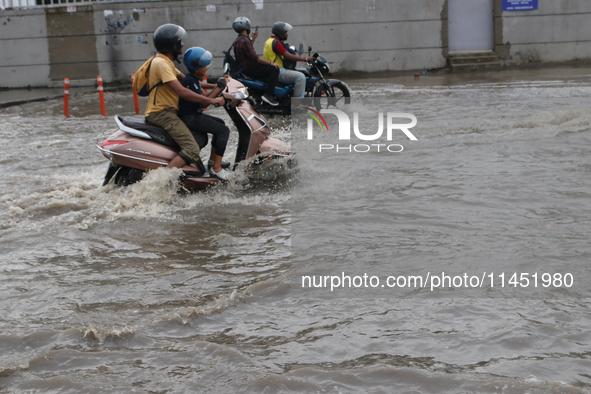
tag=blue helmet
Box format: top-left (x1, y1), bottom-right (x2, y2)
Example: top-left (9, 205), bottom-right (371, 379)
top-left (183, 47), bottom-right (213, 72)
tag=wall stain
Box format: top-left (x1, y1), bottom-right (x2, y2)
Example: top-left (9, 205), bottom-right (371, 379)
top-left (105, 34), bottom-right (149, 46)
top-left (440, 0), bottom-right (448, 59)
top-left (101, 9), bottom-right (148, 46)
top-left (45, 6), bottom-right (98, 80)
top-left (493, 0), bottom-right (510, 59)
top-left (102, 11), bottom-right (136, 34)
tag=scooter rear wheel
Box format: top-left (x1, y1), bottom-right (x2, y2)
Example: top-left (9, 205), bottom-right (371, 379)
top-left (114, 166), bottom-right (145, 186)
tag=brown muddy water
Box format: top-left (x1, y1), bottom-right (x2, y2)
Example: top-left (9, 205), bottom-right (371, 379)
top-left (0, 67), bottom-right (590, 393)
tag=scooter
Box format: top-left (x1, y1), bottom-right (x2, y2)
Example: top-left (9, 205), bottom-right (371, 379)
top-left (96, 77), bottom-right (292, 191)
top-left (231, 44), bottom-right (351, 115)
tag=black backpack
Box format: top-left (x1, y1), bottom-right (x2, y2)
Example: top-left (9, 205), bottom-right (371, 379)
top-left (272, 39), bottom-right (297, 70)
top-left (223, 36), bottom-right (249, 77)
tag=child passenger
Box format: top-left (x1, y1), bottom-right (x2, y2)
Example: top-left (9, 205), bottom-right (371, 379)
top-left (178, 46), bottom-right (231, 181)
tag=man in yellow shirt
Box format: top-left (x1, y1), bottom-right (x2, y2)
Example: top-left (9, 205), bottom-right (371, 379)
top-left (263, 22), bottom-right (313, 103)
top-left (145, 24), bottom-right (224, 169)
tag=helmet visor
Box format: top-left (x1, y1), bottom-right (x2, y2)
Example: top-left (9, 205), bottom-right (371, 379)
top-left (175, 26), bottom-right (188, 42)
top-left (174, 26), bottom-right (187, 56)
top-left (199, 51), bottom-right (213, 68)
top-left (193, 53), bottom-right (213, 68)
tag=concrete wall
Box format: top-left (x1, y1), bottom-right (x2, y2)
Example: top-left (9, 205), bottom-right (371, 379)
top-left (91, 0), bottom-right (447, 82)
top-left (0, 0), bottom-right (589, 88)
top-left (0, 10), bottom-right (51, 87)
top-left (495, 0), bottom-right (591, 63)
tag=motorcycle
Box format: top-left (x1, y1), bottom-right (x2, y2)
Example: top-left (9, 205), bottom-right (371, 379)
top-left (96, 76), bottom-right (292, 191)
top-left (231, 44), bottom-right (351, 115)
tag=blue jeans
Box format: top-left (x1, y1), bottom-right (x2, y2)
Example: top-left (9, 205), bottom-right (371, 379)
top-left (278, 68), bottom-right (306, 98)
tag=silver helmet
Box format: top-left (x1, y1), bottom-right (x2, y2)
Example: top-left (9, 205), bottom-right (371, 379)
top-left (232, 16), bottom-right (251, 34)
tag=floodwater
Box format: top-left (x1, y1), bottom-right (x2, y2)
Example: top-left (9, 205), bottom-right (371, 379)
top-left (1, 67), bottom-right (590, 393)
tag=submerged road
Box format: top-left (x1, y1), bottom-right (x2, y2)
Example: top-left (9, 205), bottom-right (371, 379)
top-left (0, 66), bottom-right (590, 393)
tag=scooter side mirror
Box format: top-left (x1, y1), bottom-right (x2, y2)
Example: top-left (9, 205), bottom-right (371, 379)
top-left (308, 45), bottom-right (312, 56)
top-left (299, 43), bottom-right (304, 55)
top-left (216, 77), bottom-right (227, 90)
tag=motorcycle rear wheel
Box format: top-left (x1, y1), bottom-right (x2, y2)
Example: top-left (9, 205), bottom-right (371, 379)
top-left (313, 81), bottom-right (351, 109)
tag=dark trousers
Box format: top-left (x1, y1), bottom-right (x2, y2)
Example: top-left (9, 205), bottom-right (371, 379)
top-left (242, 64), bottom-right (280, 95)
top-left (181, 113), bottom-right (230, 157)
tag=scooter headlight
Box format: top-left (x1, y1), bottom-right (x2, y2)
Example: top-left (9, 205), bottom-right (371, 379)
top-left (232, 86), bottom-right (248, 100)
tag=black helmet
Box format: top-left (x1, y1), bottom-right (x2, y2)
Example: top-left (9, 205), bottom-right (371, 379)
top-left (271, 21), bottom-right (292, 41)
top-left (153, 24), bottom-right (187, 57)
top-left (232, 16), bottom-right (251, 34)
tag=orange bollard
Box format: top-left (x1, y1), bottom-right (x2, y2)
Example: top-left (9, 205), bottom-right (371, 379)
top-left (202, 74), bottom-right (207, 94)
top-left (97, 75), bottom-right (106, 116)
top-left (131, 74), bottom-right (140, 115)
top-left (64, 78), bottom-right (70, 118)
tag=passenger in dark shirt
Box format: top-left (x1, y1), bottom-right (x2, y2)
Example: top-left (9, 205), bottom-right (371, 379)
top-left (178, 46), bottom-right (231, 181)
top-left (232, 16), bottom-right (280, 106)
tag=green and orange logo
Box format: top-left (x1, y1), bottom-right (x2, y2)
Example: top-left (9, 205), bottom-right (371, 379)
top-left (303, 107), bottom-right (328, 137)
